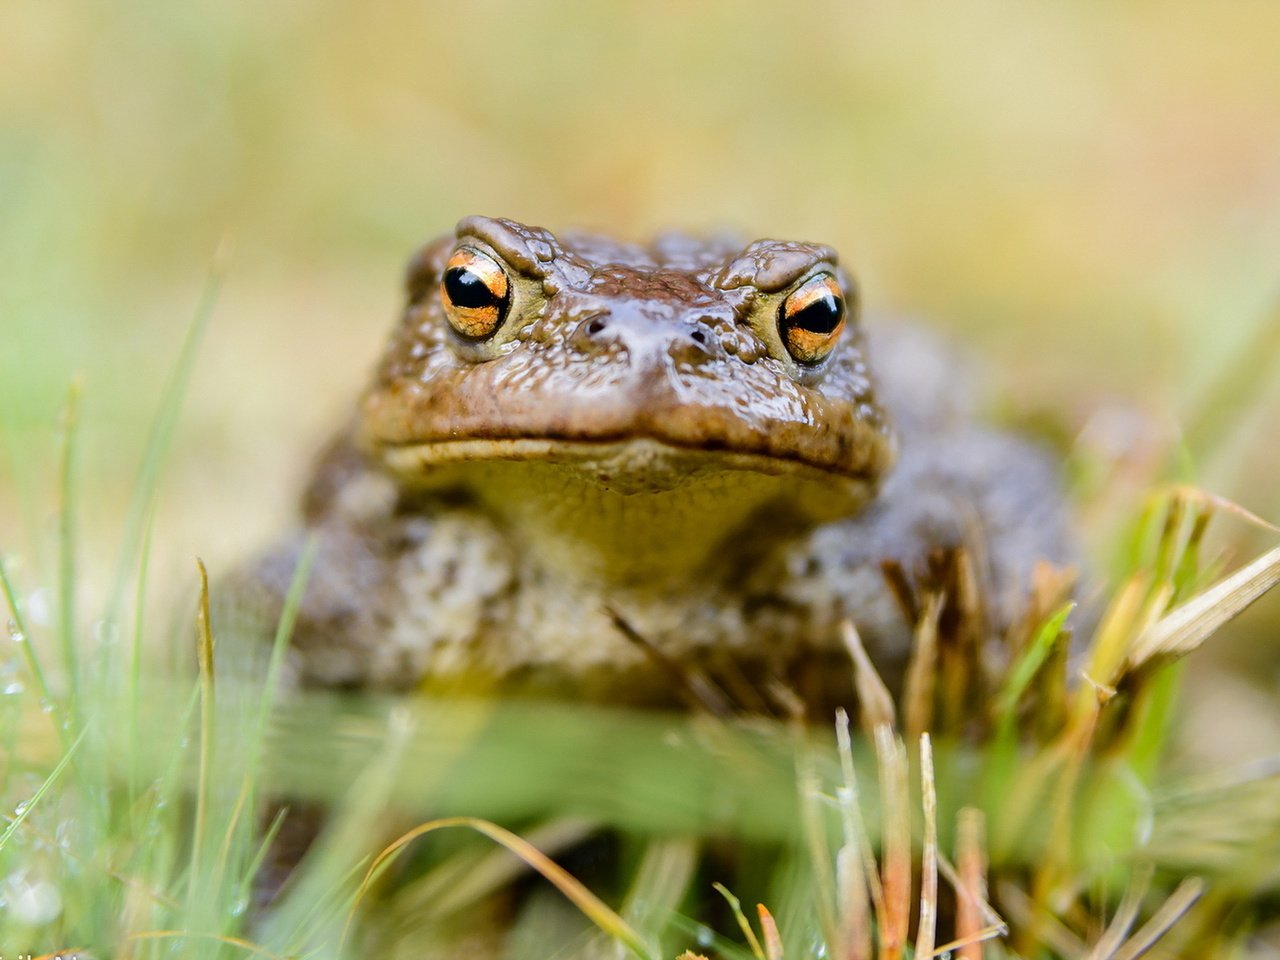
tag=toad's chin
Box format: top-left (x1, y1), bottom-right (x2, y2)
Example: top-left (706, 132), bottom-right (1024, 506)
top-left (372, 436), bottom-right (884, 585)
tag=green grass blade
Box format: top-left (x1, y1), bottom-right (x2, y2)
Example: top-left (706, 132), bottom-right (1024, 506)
top-left (127, 504), bottom-right (157, 809)
top-left (106, 252), bottom-right (226, 631)
top-left (0, 726), bottom-right (86, 852)
top-left (238, 805), bottom-right (289, 908)
top-left (669, 911), bottom-right (759, 960)
top-left (712, 881), bottom-right (766, 959)
top-left (185, 557), bottom-right (217, 922)
top-left (249, 535), bottom-right (318, 766)
top-left (0, 554), bottom-right (54, 714)
top-left (57, 380), bottom-right (82, 715)
top-left (993, 602), bottom-right (1076, 738)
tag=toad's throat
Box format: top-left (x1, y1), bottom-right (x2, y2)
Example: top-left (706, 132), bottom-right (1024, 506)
top-left (377, 437), bottom-right (882, 587)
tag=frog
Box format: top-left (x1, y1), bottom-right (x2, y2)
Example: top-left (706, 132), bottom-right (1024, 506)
top-left (217, 214), bottom-right (1071, 713)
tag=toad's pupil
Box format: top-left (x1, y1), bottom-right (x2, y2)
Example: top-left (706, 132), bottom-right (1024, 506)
top-left (790, 294), bottom-right (844, 334)
top-left (444, 267), bottom-right (499, 309)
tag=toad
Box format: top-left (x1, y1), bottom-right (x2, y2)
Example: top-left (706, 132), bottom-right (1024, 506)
top-left (219, 216), bottom-right (1070, 711)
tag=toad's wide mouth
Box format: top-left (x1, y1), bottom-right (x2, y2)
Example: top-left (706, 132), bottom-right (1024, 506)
top-left (358, 367), bottom-right (896, 490)
top-left (372, 435), bottom-right (885, 498)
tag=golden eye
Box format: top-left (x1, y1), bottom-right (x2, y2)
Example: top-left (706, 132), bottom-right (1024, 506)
top-left (440, 247), bottom-right (510, 340)
top-left (778, 273), bottom-right (846, 364)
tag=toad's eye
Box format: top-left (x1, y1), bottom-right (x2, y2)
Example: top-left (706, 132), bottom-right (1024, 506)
top-left (441, 247), bottom-right (510, 340)
top-left (778, 273), bottom-right (846, 364)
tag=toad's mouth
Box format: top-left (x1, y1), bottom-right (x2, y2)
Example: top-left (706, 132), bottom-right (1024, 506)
top-left (358, 375), bottom-right (896, 492)
top-left (374, 435), bottom-right (882, 495)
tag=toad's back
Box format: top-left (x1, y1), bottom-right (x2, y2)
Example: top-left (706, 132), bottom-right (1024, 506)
top-left (219, 216), bottom-right (1071, 708)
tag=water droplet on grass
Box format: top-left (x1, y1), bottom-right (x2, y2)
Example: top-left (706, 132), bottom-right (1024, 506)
top-left (5, 876), bottom-right (62, 925)
top-left (26, 588), bottom-right (51, 627)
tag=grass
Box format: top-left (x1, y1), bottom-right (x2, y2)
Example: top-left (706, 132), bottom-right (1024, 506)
top-left (1, 302), bottom-right (1279, 958)
top-left (4, 4), bottom-right (1279, 954)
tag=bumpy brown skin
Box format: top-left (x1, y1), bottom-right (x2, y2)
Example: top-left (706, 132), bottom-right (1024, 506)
top-left (364, 216), bottom-right (889, 483)
top-left (217, 216), bottom-right (1071, 711)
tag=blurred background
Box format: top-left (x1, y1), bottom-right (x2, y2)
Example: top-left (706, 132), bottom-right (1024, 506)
top-left (1, 2), bottom-right (1278, 757)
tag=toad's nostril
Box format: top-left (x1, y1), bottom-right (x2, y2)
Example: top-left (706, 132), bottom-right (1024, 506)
top-left (570, 314), bottom-right (621, 356)
top-left (668, 324), bottom-right (719, 365)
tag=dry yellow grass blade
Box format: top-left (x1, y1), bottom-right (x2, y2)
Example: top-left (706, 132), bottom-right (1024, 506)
top-left (875, 723), bottom-right (911, 960)
top-left (835, 709), bottom-right (878, 960)
top-left (1128, 544), bottom-right (1280, 669)
top-left (1078, 578), bottom-right (1146, 712)
top-left (1082, 863), bottom-right (1152, 960)
top-left (757, 902), bottom-right (784, 960)
top-left (340, 816), bottom-right (652, 959)
top-left (997, 880), bottom-right (1087, 958)
top-left (915, 734), bottom-right (938, 960)
top-left (903, 596), bottom-right (941, 745)
top-left (843, 621), bottom-right (896, 736)
top-left (836, 844), bottom-right (872, 960)
top-left (1165, 485), bottom-right (1280, 536)
top-left (1109, 877), bottom-right (1204, 960)
top-left (930, 926), bottom-right (1007, 958)
top-left (393, 817), bottom-right (598, 921)
top-left (937, 854), bottom-right (1007, 953)
top-left (188, 558), bottom-right (216, 918)
top-left (953, 808), bottom-right (989, 960)
top-left (125, 930), bottom-right (288, 959)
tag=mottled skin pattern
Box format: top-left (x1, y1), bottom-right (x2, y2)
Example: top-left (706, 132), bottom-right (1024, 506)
top-left (218, 216), bottom-right (1070, 711)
